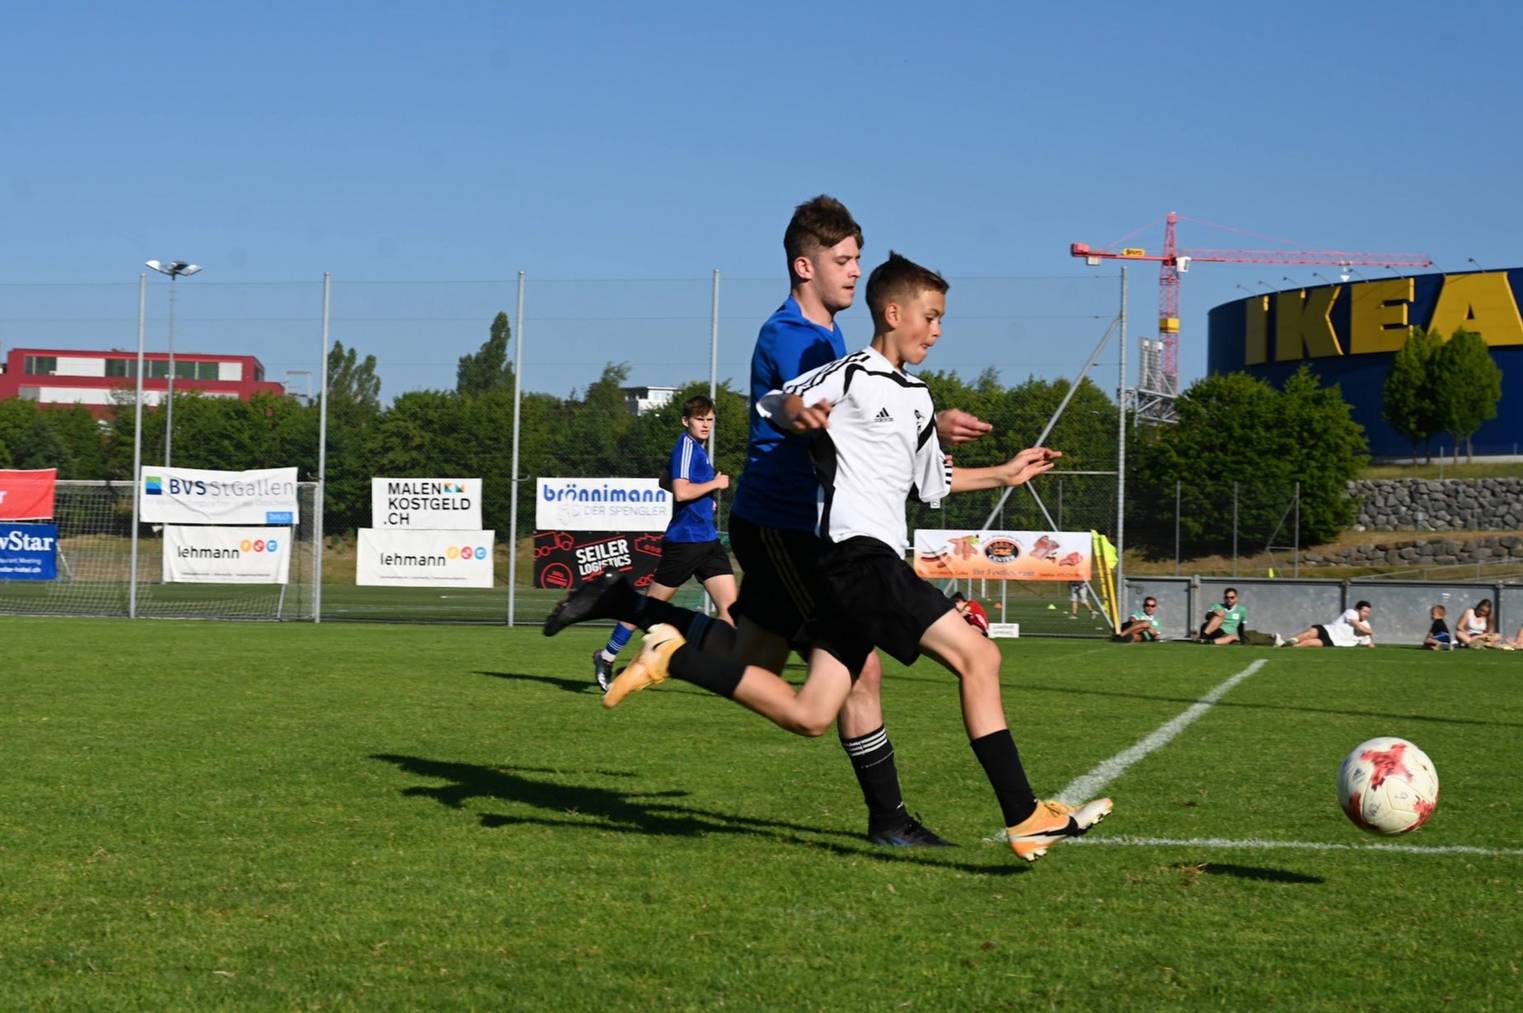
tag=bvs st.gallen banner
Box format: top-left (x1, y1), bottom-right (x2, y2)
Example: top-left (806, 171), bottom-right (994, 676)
top-left (140, 466), bottom-right (298, 525)
top-left (913, 529), bottom-right (1093, 581)
top-left (0, 468), bottom-right (57, 520)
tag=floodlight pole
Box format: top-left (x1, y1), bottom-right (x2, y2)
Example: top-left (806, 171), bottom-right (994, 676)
top-left (1115, 265), bottom-right (1128, 613)
top-left (506, 271), bottom-right (526, 627)
top-left (145, 260), bottom-right (202, 466)
top-left (130, 273), bottom-right (147, 619)
top-left (315, 273), bottom-right (331, 623)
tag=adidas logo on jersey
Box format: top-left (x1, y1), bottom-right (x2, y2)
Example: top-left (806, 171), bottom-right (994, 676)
top-left (872, 407), bottom-right (894, 423)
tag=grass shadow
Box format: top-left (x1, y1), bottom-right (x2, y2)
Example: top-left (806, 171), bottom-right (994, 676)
top-left (369, 752), bottom-right (1021, 876)
top-left (1197, 863), bottom-right (1324, 885)
top-left (475, 669), bottom-right (596, 694)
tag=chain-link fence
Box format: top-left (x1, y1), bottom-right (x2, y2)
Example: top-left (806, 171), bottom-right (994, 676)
top-left (5, 271), bottom-right (1124, 628)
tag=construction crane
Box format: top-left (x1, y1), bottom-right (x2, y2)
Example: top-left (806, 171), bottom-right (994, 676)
top-left (1071, 211), bottom-right (1433, 420)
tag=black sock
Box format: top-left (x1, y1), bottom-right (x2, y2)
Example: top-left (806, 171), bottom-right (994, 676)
top-left (666, 643), bottom-right (744, 698)
top-left (636, 599), bottom-right (708, 638)
top-left (841, 725), bottom-right (907, 827)
top-left (970, 729), bottom-right (1038, 827)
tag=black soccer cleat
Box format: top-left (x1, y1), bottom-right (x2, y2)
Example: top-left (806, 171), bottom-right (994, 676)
top-left (867, 812), bottom-right (955, 848)
top-left (592, 650), bottom-right (614, 693)
top-left (543, 569), bottom-right (640, 637)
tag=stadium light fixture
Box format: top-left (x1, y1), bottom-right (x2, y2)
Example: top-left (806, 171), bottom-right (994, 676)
top-left (145, 260), bottom-right (203, 466)
top-left (1466, 257), bottom-right (1484, 272)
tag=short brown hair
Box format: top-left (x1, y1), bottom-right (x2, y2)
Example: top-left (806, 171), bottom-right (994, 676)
top-left (865, 251), bottom-right (949, 329)
top-left (681, 394), bottom-right (715, 419)
top-left (784, 195), bottom-right (863, 282)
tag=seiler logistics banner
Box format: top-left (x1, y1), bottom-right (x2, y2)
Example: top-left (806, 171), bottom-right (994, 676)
top-left (162, 525), bottom-right (292, 584)
top-left (0, 468), bottom-right (57, 520)
top-left (534, 478), bottom-right (671, 592)
top-left (140, 466), bottom-right (298, 525)
top-left (356, 528), bottom-right (495, 588)
top-left (914, 529), bottom-right (1093, 582)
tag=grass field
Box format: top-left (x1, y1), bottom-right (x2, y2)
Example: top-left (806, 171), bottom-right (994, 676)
top-left (4, 619), bottom-right (1521, 1008)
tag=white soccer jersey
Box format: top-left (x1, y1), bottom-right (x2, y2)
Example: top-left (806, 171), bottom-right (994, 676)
top-left (757, 346), bottom-right (950, 553)
top-left (1325, 608), bottom-right (1366, 647)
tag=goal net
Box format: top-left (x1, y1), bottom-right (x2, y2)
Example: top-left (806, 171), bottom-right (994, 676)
top-left (0, 480), bottom-right (318, 621)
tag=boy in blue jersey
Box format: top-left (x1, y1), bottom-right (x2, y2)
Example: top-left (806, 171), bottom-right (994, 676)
top-left (547, 196), bottom-right (990, 847)
top-left (593, 395), bottom-right (736, 690)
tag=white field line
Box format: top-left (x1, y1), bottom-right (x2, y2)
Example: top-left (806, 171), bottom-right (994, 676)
top-left (1057, 658), bottom-right (1268, 805)
top-left (1071, 835), bottom-right (1523, 859)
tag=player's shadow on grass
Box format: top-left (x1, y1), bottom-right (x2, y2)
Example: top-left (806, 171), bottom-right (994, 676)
top-left (1000, 682), bottom-right (1523, 730)
top-left (1195, 863), bottom-right (1324, 885)
top-left (369, 753), bottom-right (1022, 877)
top-left (475, 669), bottom-right (596, 694)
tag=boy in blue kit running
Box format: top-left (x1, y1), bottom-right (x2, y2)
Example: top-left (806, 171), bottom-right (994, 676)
top-left (547, 196), bottom-right (988, 847)
top-left (602, 252), bottom-right (1114, 863)
top-left (593, 396), bottom-right (736, 690)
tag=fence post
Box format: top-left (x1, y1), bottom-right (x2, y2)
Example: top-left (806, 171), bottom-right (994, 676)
top-left (1232, 481), bottom-right (1239, 578)
top-left (314, 273), bottom-right (331, 623)
top-left (1187, 575), bottom-right (1199, 641)
top-left (1174, 479), bottom-right (1181, 577)
top-left (130, 273), bottom-right (147, 619)
top-left (1293, 481), bottom-right (1300, 578)
top-left (507, 271), bottom-right (526, 627)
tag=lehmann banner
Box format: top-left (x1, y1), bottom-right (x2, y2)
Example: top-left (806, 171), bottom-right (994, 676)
top-left (372, 478), bottom-right (482, 529)
top-left (535, 478), bottom-right (670, 532)
top-left (162, 525), bottom-right (292, 584)
top-left (356, 528), bottom-right (495, 588)
top-left (140, 466), bottom-right (299, 525)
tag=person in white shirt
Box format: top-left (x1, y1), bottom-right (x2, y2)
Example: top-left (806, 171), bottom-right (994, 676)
top-left (598, 252), bottom-right (1113, 863)
top-left (1455, 598), bottom-right (1509, 649)
top-left (1285, 600), bottom-right (1375, 648)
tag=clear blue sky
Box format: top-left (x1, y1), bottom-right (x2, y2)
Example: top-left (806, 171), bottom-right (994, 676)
top-left (3, 1), bottom-right (1519, 401)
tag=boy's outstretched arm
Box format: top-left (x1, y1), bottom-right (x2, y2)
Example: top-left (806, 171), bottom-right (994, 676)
top-left (755, 392), bottom-right (832, 435)
top-left (949, 447), bottom-right (1061, 494)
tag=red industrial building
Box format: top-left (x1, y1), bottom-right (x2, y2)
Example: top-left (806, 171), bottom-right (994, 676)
top-left (0, 347), bottom-right (285, 418)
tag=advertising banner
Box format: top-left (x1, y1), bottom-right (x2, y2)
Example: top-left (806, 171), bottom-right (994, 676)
top-left (162, 525), bottom-right (292, 584)
top-left (913, 529), bottom-right (1093, 582)
top-left (533, 529), bottom-right (664, 592)
top-left (0, 522), bottom-right (59, 580)
top-left (371, 478), bottom-right (482, 529)
top-left (535, 478), bottom-right (670, 533)
top-left (0, 468), bottom-right (57, 520)
top-left (140, 466), bottom-right (299, 525)
top-left (356, 528), bottom-right (495, 588)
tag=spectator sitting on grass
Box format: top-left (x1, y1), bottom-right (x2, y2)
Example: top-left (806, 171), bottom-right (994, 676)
top-left (1198, 588), bottom-right (1245, 645)
top-left (1114, 597), bottom-right (1161, 643)
top-left (1456, 598), bottom-right (1510, 649)
top-left (1284, 601), bottom-right (1375, 648)
top-left (1423, 605), bottom-right (1452, 651)
top-left (950, 592), bottom-right (990, 637)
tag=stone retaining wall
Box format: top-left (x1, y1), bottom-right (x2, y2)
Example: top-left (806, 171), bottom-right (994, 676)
top-left (1302, 533), bottom-right (1523, 568)
top-left (1351, 478), bottom-right (1523, 531)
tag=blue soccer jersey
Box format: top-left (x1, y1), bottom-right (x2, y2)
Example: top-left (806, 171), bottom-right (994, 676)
top-left (664, 431), bottom-right (718, 543)
top-left (729, 297), bottom-right (847, 532)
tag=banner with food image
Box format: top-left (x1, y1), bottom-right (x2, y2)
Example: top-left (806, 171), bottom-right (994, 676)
top-left (913, 529), bottom-right (1093, 581)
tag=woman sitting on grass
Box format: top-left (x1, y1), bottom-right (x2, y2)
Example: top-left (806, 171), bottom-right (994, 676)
top-left (1456, 598), bottom-right (1511, 650)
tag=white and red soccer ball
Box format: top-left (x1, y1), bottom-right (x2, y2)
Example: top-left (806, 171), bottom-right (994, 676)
top-left (1337, 737), bottom-right (1440, 835)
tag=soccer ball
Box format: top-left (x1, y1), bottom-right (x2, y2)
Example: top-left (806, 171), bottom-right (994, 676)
top-left (1337, 737), bottom-right (1440, 835)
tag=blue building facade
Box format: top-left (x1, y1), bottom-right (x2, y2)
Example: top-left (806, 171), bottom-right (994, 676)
top-left (1207, 269), bottom-right (1522, 457)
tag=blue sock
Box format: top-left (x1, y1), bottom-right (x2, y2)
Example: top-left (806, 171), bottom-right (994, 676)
top-left (603, 624), bottom-right (634, 658)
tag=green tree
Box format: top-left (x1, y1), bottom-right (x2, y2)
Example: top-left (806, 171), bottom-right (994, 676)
top-left (12, 413), bottom-right (74, 473)
top-left (456, 312), bottom-right (516, 397)
top-left (1128, 367), bottom-right (1366, 557)
top-left (327, 341), bottom-right (382, 412)
top-left (1381, 328), bottom-right (1443, 461)
top-left (1432, 328), bottom-right (1502, 461)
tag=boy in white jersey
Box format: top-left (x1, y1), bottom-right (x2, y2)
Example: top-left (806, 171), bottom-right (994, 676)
top-left (603, 252), bottom-right (1113, 862)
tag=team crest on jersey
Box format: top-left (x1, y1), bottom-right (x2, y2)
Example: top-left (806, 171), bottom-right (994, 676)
top-left (872, 407), bottom-right (894, 424)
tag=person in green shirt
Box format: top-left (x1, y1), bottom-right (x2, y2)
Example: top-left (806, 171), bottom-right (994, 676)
top-left (1199, 587), bottom-right (1246, 645)
top-left (1115, 596), bottom-right (1162, 643)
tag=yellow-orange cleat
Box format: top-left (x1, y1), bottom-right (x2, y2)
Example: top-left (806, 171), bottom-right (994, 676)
top-left (602, 624), bottom-right (684, 709)
top-left (1006, 797), bottom-right (1113, 863)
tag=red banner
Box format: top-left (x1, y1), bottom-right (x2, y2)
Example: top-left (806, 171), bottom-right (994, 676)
top-left (0, 469), bottom-right (57, 520)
